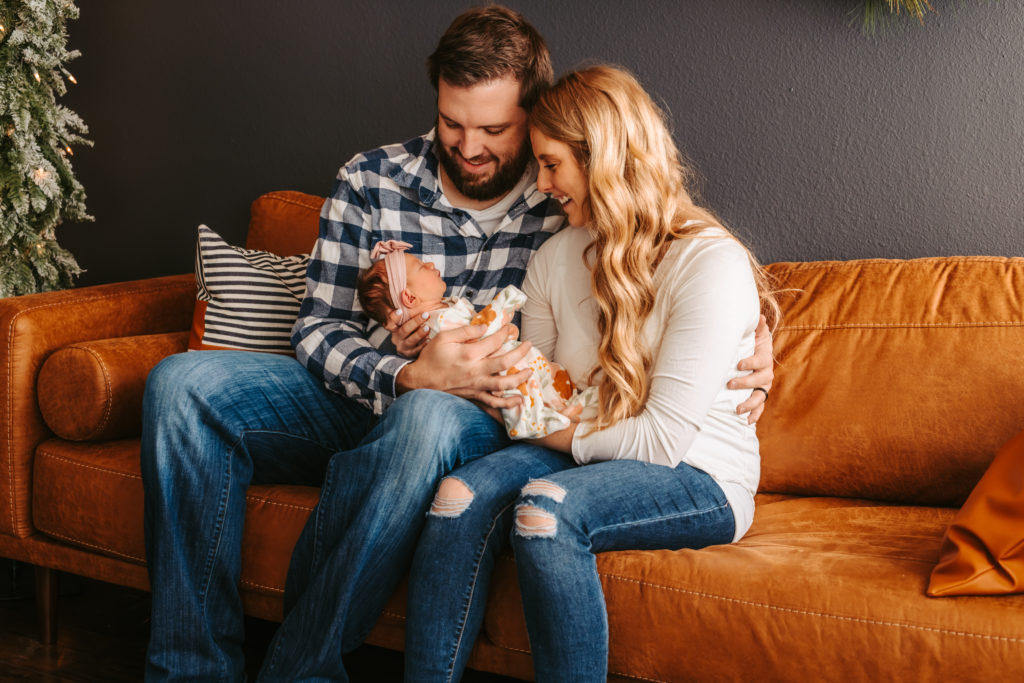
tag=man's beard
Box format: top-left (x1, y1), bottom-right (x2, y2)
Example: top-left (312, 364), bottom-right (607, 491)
top-left (436, 140), bottom-right (532, 202)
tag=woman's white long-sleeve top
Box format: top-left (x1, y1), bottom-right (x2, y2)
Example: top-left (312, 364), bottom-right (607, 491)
top-left (521, 225), bottom-right (762, 541)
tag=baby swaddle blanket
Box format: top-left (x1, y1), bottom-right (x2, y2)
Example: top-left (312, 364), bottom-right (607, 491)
top-left (426, 285), bottom-right (595, 439)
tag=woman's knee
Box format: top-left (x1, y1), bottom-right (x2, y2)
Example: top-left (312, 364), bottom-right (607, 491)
top-left (512, 478), bottom-right (572, 541)
top-left (427, 476), bottom-right (475, 518)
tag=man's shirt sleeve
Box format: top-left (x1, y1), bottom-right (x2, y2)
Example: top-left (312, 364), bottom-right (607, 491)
top-left (291, 171), bottom-right (410, 416)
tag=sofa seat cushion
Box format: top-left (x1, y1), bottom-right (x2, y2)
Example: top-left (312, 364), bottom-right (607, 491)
top-left (31, 438), bottom-right (321, 602)
top-left (482, 495), bottom-right (1024, 681)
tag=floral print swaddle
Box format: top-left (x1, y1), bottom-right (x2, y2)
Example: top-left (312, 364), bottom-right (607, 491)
top-left (425, 285), bottom-right (595, 439)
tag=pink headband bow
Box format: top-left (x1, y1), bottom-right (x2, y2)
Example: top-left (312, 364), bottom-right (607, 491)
top-left (370, 240), bottom-right (413, 325)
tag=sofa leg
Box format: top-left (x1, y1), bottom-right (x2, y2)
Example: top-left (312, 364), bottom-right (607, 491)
top-left (34, 565), bottom-right (58, 645)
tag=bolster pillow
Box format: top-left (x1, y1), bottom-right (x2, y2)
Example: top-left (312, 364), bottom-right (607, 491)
top-left (38, 332), bottom-right (189, 441)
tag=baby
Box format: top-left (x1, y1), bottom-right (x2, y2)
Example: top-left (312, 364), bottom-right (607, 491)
top-left (357, 240), bottom-right (594, 439)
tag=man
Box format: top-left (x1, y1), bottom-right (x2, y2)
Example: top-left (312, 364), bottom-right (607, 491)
top-left (141, 6), bottom-right (774, 681)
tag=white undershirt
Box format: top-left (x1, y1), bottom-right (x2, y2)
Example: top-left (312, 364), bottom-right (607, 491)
top-left (440, 171), bottom-right (534, 238)
top-left (520, 226), bottom-right (761, 541)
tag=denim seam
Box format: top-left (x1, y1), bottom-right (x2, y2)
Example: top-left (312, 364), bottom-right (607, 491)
top-left (197, 437), bottom-right (236, 682)
top-left (198, 441), bottom-right (234, 607)
top-left (446, 500), bottom-right (516, 683)
top-left (312, 457), bottom-right (339, 573)
top-left (591, 502), bottom-right (730, 536)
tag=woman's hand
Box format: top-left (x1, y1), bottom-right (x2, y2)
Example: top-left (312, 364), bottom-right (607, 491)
top-left (728, 315), bottom-right (774, 424)
top-left (385, 310), bottom-right (431, 358)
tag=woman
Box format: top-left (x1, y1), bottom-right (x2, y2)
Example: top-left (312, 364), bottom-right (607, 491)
top-left (404, 64), bottom-right (780, 682)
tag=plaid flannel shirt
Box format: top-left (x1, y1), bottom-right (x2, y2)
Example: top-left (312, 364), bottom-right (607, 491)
top-left (292, 129), bottom-right (566, 415)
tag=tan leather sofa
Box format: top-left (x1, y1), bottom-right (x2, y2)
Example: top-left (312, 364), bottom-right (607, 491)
top-left (2, 190), bottom-right (1023, 681)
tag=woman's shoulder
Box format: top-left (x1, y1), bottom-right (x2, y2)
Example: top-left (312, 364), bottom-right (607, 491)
top-left (661, 227), bottom-right (755, 285)
top-left (530, 226), bottom-right (593, 271)
top-left (538, 225), bottom-right (593, 255)
top-left (668, 225), bottom-right (747, 260)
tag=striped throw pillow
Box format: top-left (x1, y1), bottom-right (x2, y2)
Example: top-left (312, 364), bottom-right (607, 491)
top-left (188, 224), bottom-right (310, 354)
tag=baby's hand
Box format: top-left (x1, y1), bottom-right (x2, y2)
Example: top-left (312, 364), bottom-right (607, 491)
top-left (558, 403), bottom-right (583, 423)
top-left (387, 310), bottom-right (430, 358)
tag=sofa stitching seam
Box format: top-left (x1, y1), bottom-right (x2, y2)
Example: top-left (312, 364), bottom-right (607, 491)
top-left (5, 309), bottom-right (17, 533)
top-left (36, 526), bottom-right (146, 563)
top-left (259, 191), bottom-right (324, 212)
top-left (244, 495), bottom-right (313, 512)
top-left (768, 256), bottom-right (1023, 270)
top-left (36, 450), bottom-right (141, 480)
top-left (62, 345), bottom-right (113, 439)
top-left (780, 321), bottom-right (1024, 332)
top-left (603, 573), bottom-right (1024, 643)
top-left (239, 578), bottom-right (283, 594)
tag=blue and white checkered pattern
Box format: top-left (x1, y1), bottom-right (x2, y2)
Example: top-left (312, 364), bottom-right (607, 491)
top-left (292, 129), bottom-right (566, 415)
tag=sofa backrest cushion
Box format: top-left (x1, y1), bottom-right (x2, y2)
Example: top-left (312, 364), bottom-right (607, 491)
top-left (757, 257), bottom-right (1024, 507)
top-left (246, 191), bottom-right (323, 256)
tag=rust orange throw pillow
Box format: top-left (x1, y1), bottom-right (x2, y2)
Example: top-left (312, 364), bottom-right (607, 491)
top-left (927, 428), bottom-right (1024, 596)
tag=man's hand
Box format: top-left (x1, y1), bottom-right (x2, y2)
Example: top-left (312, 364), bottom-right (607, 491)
top-left (385, 310), bottom-right (431, 358)
top-left (728, 315), bottom-right (774, 425)
top-left (396, 324), bottom-right (533, 409)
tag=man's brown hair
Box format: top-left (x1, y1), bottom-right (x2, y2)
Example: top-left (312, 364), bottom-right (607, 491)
top-left (427, 4), bottom-right (553, 111)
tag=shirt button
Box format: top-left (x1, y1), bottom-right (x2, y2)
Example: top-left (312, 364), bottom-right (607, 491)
top-left (466, 290), bottom-right (475, 298)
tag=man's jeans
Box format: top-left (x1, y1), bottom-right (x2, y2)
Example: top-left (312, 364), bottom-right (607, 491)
top-left (141, 351), bottom-right (508, 682)
top-left (404, 444), bottom-right (735, 683)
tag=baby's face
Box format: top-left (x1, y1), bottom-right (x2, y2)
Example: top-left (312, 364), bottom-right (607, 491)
top-left (404, 253), bottom-right (446, 304)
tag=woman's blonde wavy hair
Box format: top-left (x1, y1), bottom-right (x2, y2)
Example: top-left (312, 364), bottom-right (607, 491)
top-left (529, 64), bottom-right (780, 431)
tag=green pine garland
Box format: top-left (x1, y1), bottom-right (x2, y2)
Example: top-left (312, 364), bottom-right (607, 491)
top-left (0, 0), bottom-right (91, 298)
top-left (863, 0), bottom-right (936, 32)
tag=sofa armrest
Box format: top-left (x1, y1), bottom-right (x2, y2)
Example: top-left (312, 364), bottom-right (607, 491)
top-left (0, 274), bottom-right (195, 538)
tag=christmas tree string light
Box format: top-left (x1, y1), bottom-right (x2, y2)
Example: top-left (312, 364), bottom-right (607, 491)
top-left (0, 1), bottom-right (92, 296)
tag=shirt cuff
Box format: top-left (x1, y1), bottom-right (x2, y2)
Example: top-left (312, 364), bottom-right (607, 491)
top-left (377, 355), bottom-right (413, 400)
top-left (570, 428), bottom-right (590, 465)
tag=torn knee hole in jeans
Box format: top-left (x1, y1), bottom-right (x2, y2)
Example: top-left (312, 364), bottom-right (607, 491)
top-left (519, 478), bottom-right (566, 503)
top-left (428, 476), bottom-right (474, 517)
top-left (514, 504), bottom-right (557, 538)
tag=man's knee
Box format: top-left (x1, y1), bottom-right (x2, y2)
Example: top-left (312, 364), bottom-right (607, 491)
top-left (386, 390), bottom-right (478, 441)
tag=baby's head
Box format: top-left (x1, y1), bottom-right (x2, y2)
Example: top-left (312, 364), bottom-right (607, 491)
top-left (357, 252), bottom-right (447, 326)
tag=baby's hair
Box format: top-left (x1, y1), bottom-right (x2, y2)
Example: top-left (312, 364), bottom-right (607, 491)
top-left (357, 260), bottom-right (395, 326)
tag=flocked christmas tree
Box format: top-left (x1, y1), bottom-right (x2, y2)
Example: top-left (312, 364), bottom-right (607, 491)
top-left (0, 0), bottom-right (91, 297)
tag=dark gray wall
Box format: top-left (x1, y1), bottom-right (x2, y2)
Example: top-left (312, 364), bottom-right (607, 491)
top-left (61, 1), bottom-right (1023, 287)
